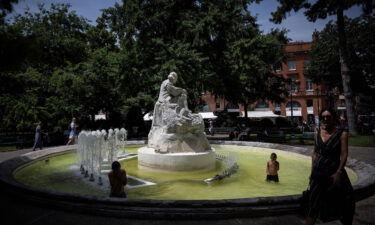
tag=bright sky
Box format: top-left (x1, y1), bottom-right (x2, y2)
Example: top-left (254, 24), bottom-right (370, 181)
top-left (8, 0), bottom-right (362, 42)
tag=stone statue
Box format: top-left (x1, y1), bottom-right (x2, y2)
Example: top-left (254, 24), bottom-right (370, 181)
top-left (157, 72), bottom-right (191, 120)
top-left (148, 72), bottom-right (211, 153)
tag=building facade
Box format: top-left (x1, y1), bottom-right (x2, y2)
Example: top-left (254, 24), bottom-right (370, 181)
top-left (202, 41), bottom-right (328, 125)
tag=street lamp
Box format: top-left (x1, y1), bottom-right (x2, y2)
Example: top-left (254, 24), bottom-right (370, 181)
top-left (287, 78), bottom-right (293, 123)
top-left (315, 87), bottom-right (320, 113)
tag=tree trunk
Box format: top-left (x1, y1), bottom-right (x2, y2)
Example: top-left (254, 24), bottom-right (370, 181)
top-left (337, 8), bottom-right (358, 135)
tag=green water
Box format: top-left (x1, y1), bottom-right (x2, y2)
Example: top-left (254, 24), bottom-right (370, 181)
top-left (14, 145), bottom-right (357, 200)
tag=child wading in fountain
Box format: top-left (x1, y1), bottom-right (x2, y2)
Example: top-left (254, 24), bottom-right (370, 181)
top-left (108, 161), bottom-right (127, 198)
top-left (266, 153), bottom-right (279, 182)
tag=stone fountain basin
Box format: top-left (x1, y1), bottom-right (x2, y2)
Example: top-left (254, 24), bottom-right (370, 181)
top-left (138, 146), bottom-right (216, 171)
top-left (0, 141), bottom-right (375, 219)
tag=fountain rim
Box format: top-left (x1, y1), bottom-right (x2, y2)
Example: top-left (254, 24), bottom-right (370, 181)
top-left (1, 141), bottom-right (375, 219)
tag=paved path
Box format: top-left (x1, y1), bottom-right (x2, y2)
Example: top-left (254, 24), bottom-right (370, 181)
top-left (1, 145), bottom-right (374, 225)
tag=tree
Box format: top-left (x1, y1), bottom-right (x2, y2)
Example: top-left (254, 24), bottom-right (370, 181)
top-left (0, 4), bottom-right (92, 132)
top-left (101, 0), bottom-right (287, 119)
top-left (306, 15), bottom-right (375, 114)
top-left (229, 29), bottom-right (289, 118)
top-left (0, 0), bottom-right (19, 17)
top-left (271, 0), bottom-right (375, 134)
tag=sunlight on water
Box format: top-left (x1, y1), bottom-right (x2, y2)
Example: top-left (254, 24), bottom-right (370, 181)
top-left (14, 145), bottom-right (357, 200)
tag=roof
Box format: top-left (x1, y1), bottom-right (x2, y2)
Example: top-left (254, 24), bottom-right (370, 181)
top-left (143, 112), bottom-right (218, 121)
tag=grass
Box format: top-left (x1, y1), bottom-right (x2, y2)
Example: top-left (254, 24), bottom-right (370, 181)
top-left (349, 135), bottom-right (375, 147)
top-left (0, 145), bottom-right (17, 151)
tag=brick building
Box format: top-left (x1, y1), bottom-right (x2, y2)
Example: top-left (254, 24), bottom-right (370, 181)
top-left (202, 41), bottom-right (328, 125)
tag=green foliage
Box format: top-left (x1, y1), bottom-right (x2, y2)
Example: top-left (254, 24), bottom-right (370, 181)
top-left (271, 0), bottom-right (374, 23)
top-left (349, 135), bottom-right (375, 147)
top-left (229, 29), bottom-right (289, 106)
top-left (102, 0), bottom-right (287, 113)
top-left (0, 4), bottom-right (91, 131)
top-left (306, 16), bottom-right (375, 89)
top-left (306, 16), bottom-right (375, 113)
top-left (1, 1), bottom-right (290, 132)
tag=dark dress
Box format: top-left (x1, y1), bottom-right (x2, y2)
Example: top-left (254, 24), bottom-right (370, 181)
top-left (307, 128), bottom-right (355, 223)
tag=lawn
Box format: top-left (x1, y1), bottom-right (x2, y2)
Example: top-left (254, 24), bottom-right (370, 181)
top-left (349, 135), bottom-right (375, 147)
top-left (0, 146), bottom-right (17, 151)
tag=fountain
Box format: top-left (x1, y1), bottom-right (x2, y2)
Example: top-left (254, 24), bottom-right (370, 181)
top-left (138, 72), bottom-right (215, 171)
top-left (77, 128), bottom-right (128, 183)
top-left (1, 72), bottom-right (374, 219)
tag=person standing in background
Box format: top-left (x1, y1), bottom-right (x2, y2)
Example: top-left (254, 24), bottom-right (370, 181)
top-left (66, 117), bottom-right (78, 145)
top-left (32, 121), bottom-right (44, 151)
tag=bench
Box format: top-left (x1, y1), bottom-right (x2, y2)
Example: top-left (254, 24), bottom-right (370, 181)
top-left (261, 131), bottom-right (289, 143)
top-left (0, 136), bottom-right (24, 149)
top-left (0, 135), bottom-right (35, 149)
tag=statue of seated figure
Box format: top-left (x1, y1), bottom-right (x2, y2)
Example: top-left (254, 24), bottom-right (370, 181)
top-left (157, 72), bottom-right (191, 120)
top-left (148, 72), bottom-right (211, 153)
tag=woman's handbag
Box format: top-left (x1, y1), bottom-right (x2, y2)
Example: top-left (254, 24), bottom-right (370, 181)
top-left (300, 186), bottom-right (311, 216)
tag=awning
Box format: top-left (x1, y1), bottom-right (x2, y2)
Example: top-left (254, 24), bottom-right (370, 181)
top-left (286, 110), bottom-right (302, 116)
top-left (94, 114), bottom-right (106, 120)
top-left (143, 113), bottom-right (153, 121)
top-left (199, 112), bottom-right (217, 119)
top-left (144, 112), bottom-right (217, 120)
top-left (240, 111), bottom-right (282, 118)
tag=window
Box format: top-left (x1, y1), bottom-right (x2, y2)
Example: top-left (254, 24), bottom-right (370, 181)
top-left (288, 61), bottom-right (296, 70)
top-left (255, 101), bottom-right (269, 109)
top-left (289, 78), bottom-right (299, 92)
top-left (215, 103), bottom-right (220, 109)
top-left (226, 102), bottom-right (239, 112)
top-left (303, 59), bottom-right (310, 69)
top-left (274, 103), bottom-right (281, 111)
top-left (274, 63), bottom-right (282, 72)
top-left (304, 60), bottom-right (310, 69)
top-left (286, 101), bottom-right (301, 108)
top-left (202, 104), bottom-right (210, 112)
top-left (306, 99), bottom-right (313, 107)
top-left (306, 79), bottom-right (313, 91)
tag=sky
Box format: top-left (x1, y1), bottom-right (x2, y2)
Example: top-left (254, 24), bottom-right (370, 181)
top-left (8, 0), bottom-right (363, 42)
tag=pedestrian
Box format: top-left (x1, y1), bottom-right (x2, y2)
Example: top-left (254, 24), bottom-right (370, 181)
top-left (32, 121), bottom-right (45, 151)
top-left (108, 161), bottom-right (127, 198)
top-left (209, 120), bottom-right (214, 136)
top-left (266, 153), bottom-right (279, 182)
top-left (66, 117), bottom-right (78, 145)
top-left (306, 108), bottom-right (355, 225)
top-left (234, 124), bottom-right (241, 139)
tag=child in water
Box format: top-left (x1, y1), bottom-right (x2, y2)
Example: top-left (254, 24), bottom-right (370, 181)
top-left (266, 153), bottom-right (279, 182)
top-left (108, 161), bottom-right (127, 198)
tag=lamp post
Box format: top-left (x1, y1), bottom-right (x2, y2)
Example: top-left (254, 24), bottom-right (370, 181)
top-left (315, 87), bottom-right (320, 113)
top-left (287, 78), bottom-right (293, 123)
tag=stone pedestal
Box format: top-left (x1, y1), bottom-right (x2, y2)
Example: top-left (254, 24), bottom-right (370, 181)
top-left (138, 147), bottom-right (216, 171)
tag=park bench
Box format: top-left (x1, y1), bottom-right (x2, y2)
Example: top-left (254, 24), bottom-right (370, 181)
top-left (262, 131), bottom-right (289, 143)
top-left (0, 135), bottom-right (35, 149)
top-left (0, 136), bottom-right (24, 149)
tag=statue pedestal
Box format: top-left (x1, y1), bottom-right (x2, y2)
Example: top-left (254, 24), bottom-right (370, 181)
top-left (138, 147), bottom-right (216, 171)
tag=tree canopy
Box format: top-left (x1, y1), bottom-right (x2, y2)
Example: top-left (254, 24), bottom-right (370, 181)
top-left (306, 15), bottom-right (375, 114)
top-left (1, 1), bottom-right (288, 133)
